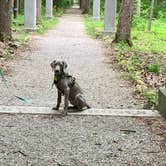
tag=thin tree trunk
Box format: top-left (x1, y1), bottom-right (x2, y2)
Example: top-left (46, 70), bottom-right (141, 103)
top-left (148, 0), bottom-right (155, 31)
top-left (19, 0), bottom-right (24, 13)
top-left (113, 0), bottom-right (134, 46)
top-left (13, 0), bottom-right (18, 19)
top-left (53, 0), bottom-right (59, 8)
top-left (36, 0), bottom-right (42, 24)
top-left (79, 0), bottom-right (82, 9)
top-left (81, 0), bottom-right (89, 14)
top-left (157, 0), bottom-right (163, 6)
top-left (136, 0), bottom-right (141, 16)
top-left (0, 0), bottom-right (13, 41)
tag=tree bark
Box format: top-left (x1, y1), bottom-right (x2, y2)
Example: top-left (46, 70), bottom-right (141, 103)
top-left (13, 0), bottom-right (18, 19)
top-left (53, 0), bottom-right (59, 7)
top-left (81, 0), bottom-right (89, 14)
top-left (0, 0), bottom-right (13, 41)
top-left (157, 0), bottom-right (163, 6)
top-left (148, 0), bottom-right (155, 31)
top-left (19, 0), bottom-right (24, 13)
top-left (36, 0), bottom-right (42, 24)
top-left (79, 0), bottom-right (82, 8)
top-left (135, 0), bottom-right (141, 16)
top-left (113, 0), bottom-right (134, 46)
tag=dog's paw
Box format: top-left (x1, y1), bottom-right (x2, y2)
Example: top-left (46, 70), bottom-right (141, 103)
top-left (87, 105), bottom-right (91, 109)
top-left (62, 110), bottom-right (68, 116)
top-left (52, 107), bottom-right (59, 110)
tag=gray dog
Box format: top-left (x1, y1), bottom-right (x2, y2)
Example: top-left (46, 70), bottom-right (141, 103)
top-left (51, 60), bottom-right (90, 115)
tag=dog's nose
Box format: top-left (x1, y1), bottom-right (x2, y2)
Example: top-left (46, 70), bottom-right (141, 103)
top-left (55, 70), bottom-right (60, 73)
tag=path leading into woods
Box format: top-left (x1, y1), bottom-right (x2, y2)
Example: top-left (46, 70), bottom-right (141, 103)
top-left (0, 7), bottom-right (142, 109)
top-left (0, 7), bottom-right (165, 165)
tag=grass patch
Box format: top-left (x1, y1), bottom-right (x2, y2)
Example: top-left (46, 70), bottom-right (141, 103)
top-left (84, 15), bottom-right (166, 108)
top-left (12, 14), bottom-right (29, 44)
top-left (132, 18), bottom-right (166, 53)
top-left (84, 16), bottom-right (166, 54)
top-left (36, 16), bottom-right (59, 34)
top-left (12, 9), bottom-right (60, 42)
top-left (83, 16), bottom-right (104, 38)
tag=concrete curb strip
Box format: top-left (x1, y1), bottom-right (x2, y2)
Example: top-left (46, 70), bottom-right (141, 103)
top-left (0, 106), bottom-right (161, 117)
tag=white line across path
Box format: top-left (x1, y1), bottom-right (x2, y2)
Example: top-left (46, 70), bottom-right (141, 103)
top-left (0, 106), bottom-right (161, 117)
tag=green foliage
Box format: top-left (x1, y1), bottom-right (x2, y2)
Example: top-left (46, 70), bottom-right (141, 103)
top-left (84, 0), bottom-right (166, 108)
top-left (141, 0), bottom-right (166, 19)
top-left (83, 16), bottom-right (103, 37)
top-left (148, 62), bottom-right (160, 75)
top-left (132, 18), bottom-right (166, 53)
top-left (143, 89), bottom-right (157, 105)
top-left (12, 15), bottom-right (29, 43)
top-left (56, 0), bottom-right (73, 8)
top-left (36, 17), bottom-right (59, 34)
top-left (12, 7), bottom-right (59, 41)
top-left (84, 14), bottom-right (166, 54)
top-left (132, 16), bottom-right (147, 30)
top-left (53, 7), bottom-right (65, 16)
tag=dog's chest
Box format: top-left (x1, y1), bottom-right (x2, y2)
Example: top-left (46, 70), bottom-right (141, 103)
top-left (55, 82), bottom-right (65, 94)
top-left (55, 79), bottom-right (72, 94)
top-left (54, 75), bottom-right (75, 94)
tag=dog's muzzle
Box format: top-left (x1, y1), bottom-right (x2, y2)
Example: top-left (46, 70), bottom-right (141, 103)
top-left (55, 70), bottom-right (60, 74)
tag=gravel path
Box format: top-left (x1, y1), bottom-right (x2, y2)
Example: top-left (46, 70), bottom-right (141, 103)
top-left (0, 7), bottom-right (165, 166)
top-left (0, 114), bottom-right (165, 165)
top-left (0, 7), bottom-right (142, 109)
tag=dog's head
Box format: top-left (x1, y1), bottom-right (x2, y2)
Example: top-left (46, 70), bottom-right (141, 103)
top-left (50, 60), bottom-right (68, 75)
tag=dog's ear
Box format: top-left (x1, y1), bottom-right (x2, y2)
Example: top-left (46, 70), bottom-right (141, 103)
top-left (62, 61), bottom-right (67, 69)
top-left (50, 60), bottom-right (56, 70)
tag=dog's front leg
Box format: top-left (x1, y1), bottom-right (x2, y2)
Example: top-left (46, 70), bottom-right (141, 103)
top-left (52, 90), bottom-right (62, 110)
top-left (56, 90), bottom-right (62, 110)
top-left (63, 87), bottom-right (70, 115)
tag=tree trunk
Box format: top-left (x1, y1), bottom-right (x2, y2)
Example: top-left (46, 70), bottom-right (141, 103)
top-left (79, 0), bottom-right (82, 8)
top-left (53, 0), bottom-right (59, 7)
top-left (36, 0), bottom-right (42, 24)
top-left (148, 0), bottom-right (155, 31)
top-left (0, 0), bottom-right (12, 41)
top-left (157, 0), bottom-right (163, 6)
top-left (13, 0), bottom-right (18, 19)
top-left (113, 0), bottom-right (134, 47)
top-left (19, 0), bottom-right (24, 13)
top-left (135, 0), bottom-right (141, 16)
top-left (81, 0), bottom-right (89, 14)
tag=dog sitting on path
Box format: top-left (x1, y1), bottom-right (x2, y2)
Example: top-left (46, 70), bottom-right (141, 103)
top-left (51, 60), bottom-right (90, 115)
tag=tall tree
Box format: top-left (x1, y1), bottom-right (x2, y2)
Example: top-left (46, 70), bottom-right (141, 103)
top-left (81, 0), bottom-right (89, 14)
top-left (79, 0), bottom-right (82, 8)
top-left (36, 0), bottom-right (42, 24)
top-left (18, 0), bottom-right (24, 13)
top-left (135, 0), bottom-right (141, 16)
top-left (13, 0), bottom-right (18, 19)
top-left (53, 0), bottom-right (59, 7)
top-left (0, 0), bottom-right (13, 41)
top-left (157, 0), bottom-right (163, 6)
top-left (113, 0), bottom-right (134, 46)
top-left (148, 0), bottom-right (155, 31)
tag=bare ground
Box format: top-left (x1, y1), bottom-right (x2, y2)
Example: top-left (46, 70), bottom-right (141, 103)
top-left (0, 8), bottom-right (143, 109)
top-left (0, 7), bottom-right (165, 166)
top-left (0, 114), bottom-right (166, 166)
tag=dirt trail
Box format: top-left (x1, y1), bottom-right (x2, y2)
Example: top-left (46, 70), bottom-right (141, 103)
top-left (0, 7), bottom-right (142, 109)
top-left (0, 7), bottom-right (165, 166)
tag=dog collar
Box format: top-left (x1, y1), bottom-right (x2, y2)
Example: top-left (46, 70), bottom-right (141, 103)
top-left (54, 74), bottom-right (65, 84)
top-left (54, 75), bottom-right (61, 84)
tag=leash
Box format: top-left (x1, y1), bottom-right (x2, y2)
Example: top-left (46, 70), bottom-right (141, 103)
top-left (0, 68), bottom-right (31, 103)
